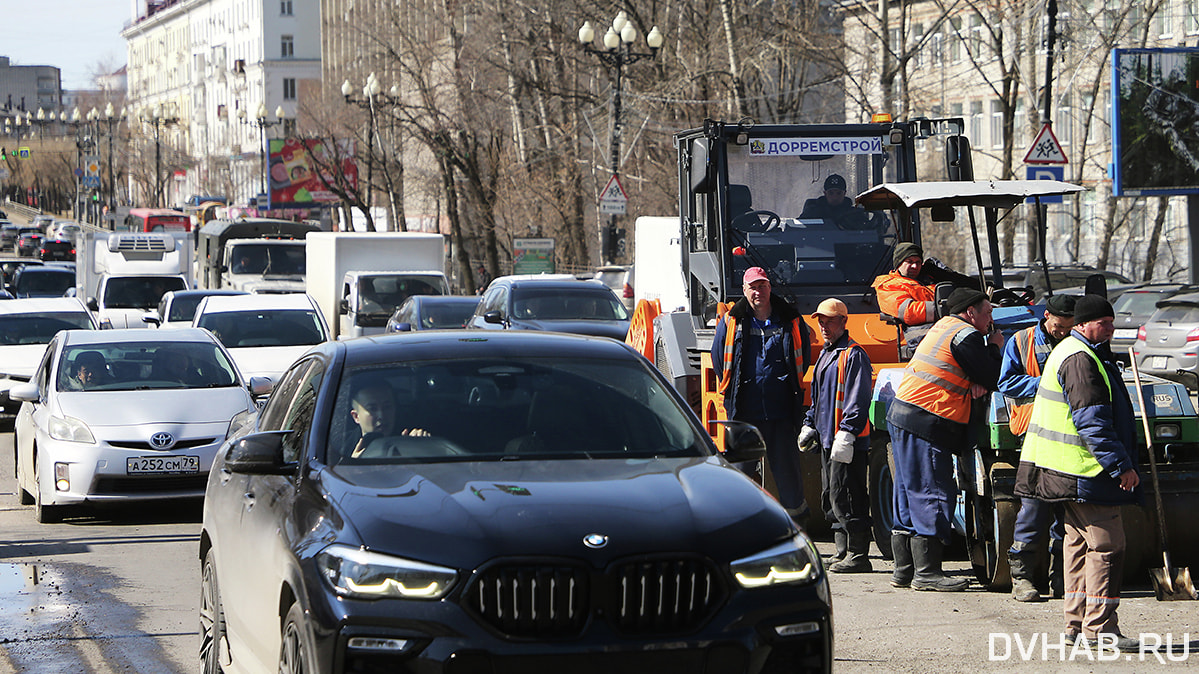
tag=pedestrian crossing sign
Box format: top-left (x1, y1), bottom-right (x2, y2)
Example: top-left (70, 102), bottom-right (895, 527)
top-left (1023, 123), bottom-right (1069, 165)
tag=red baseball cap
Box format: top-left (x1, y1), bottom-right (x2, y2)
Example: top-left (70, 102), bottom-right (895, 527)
top-left (743, 267), bottom-right (769, 285)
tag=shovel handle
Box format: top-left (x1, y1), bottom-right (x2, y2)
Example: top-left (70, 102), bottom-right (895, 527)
top-left (1128, 348), bottom-right (1173, 557)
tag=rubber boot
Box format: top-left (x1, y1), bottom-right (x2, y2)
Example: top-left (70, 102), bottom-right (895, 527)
top-left (1007, 551), bottom-right (1042, 602)
top-left (830, 531), bottom-right (873, 573)
top-left (890, 532), bottom-right (914, 588)
top-left (1049, 541), bottom-right (1064, 599)
top-left (910, 536), bottom-right (968, 592)
top-left (827, 530), bottom-right (847, 564)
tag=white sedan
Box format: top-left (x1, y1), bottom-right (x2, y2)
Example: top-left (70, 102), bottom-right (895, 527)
top-left (192, 292), bottom-right (330, 383)
top-left (0, 297), bottom-right (97, 415)
top-left (11, 328), bottom-right (271, 522)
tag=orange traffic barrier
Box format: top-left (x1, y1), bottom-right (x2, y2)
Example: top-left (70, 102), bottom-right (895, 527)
top-left (625, 298), bottom-right (661, 362)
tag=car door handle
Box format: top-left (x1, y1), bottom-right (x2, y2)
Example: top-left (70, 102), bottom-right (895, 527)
top-left (219, 468), bottom-right (232, 485)
top-left (243, 492), bottom-right (255, 509)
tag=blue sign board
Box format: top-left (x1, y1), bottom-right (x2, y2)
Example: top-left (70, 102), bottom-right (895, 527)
top-left (81, 176), bottom-right (101, 188)
top-left (1025, 166), bottom-right (1064, 203)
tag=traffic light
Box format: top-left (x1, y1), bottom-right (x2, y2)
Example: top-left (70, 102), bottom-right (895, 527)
top-left (0, 147), bottom-right (5, 159)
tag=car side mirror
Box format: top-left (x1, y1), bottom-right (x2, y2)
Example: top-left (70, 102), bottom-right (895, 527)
top-left (219, 265), bottom-right (228, 273)
top-left (86, 297), bottom-right (99, 312)
top-left (394, 322), bottom-right (412, 332)
top-left (8, 382), bottom-right (39, 404)
top-left (716, 420), bottom-right (767, 463)
top-left (248, 376), bottom-right (274, 396)
top-left (143, 312), bottom-right (161, 326)
top-left (225, 431), bottom-right (295, 475)
top-left (483, 310), bottom-right (505, 325)
top-left (339, 299), bottom-right (350, 314)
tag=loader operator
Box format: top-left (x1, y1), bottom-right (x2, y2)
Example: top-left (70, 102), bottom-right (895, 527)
top-left (998, 294), bottom-right (1075, 603)
top-left (872, 242), bottom-right (980, 356)
top-left (886, 287), bottom-right (1003, 592)
top-left (1014, 295), bottom-right (1141, 651)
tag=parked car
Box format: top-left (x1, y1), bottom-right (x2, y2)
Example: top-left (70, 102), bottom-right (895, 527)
top-left (595, 264), bottom-right (635, 312)
top-left (0, 297), bottom-right (97, 415)
top-left (10, 328), bottom-right (270, 522)
top-left (1132, 291), bottom-right (1199, 388)
top-left (38, 238), bottom-right (76, 263)
top-left (144, 289), bottom-right (249, 329)
top-left (467, 275), bottom-right (632, 339)
top-left (192, 293), bottom-right (330, 382)
top-left (1002, 265), bottom-right (1132, 299)
top-left (16, 232), bottom-right (43, 257)
top-left (1109, 283), bottom-right (1193, 364)
top-left (385, 295), bottom-right (480, 332)
top-left (9, 266), bottom-right (76, 298)
top-left (198, 330), bottom-right (829, 673)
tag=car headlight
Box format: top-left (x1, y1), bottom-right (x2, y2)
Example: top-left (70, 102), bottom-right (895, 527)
top-left (730, 533), bottom-right (822, 588)
top-left (48, 415), bottom-right (96, 444)
top-left (316, 544), bottom-right (457, 600)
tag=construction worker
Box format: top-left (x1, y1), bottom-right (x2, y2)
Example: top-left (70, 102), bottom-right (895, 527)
top-left (711, 266), bottom-right (813, 525)
top-left (801, 298), bottom-right (873, 572)
top-left (1014, 295), bottom-right (1141, 651)
top-left (999, 294), bottom-right (1076, 602)
top-left (872, 243), bottom-right (979, 356)
top-left (886, 287), bottom-right (1003, 591)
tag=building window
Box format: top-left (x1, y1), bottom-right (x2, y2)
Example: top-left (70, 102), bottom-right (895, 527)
top-left (1057, 93), bottom-right (1072, 146)
top-left (1189, 0), bottom-right (1199, 33)
top-left (283, 78), bottom-right (297, 100)
top-left (281, 35), bottom-right (294, 59)
top-left (990, 100), bottom-right (1004, 149)
top-left (970, 101), bottom-right (984, 143)
top-left (281, 0), bottom-right (293, 15)
top-left (949, 18), bottom-right (963, 63)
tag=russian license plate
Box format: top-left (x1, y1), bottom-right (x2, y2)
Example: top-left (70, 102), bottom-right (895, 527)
top-left (1112, 329), bottom-right (1137, 340)
top-left (126, 455), bottom-right (200, 475)
top-left (1152, 356), bottom-right (1169, 370)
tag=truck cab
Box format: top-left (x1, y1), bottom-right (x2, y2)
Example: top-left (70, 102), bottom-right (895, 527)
top-left (221, 239), bottom-right (307, 293)
top-left (77, 232), bottom-right (194, 329)
top-left (338, 270), bottom-right (450, 339)
top-left (195, 218), bottom-right (320, 291)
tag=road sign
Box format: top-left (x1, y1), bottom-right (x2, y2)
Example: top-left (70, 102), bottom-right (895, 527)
top-left (81, 176), bottom-right (101, 188)
top-left (599, 175), bottom-right (627, 215)
top-left (1025, 166), bottom-right (1065, 203)
top-left (84, 156), bottom-right (101, 176)
top-left (1023, 123), bottom-right (1068, 164)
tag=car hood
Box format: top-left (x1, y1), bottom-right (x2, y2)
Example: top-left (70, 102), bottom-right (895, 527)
top-left (0, 344), bottom-right (50, 381)
top-left (510, 319), bottom-right (630, 340)
top-left (227, 345), bottom-right (314, 381)
top-left (322, 457), bottom-right (792, 568)
top-left (57, 387), bottom-right (252, 426)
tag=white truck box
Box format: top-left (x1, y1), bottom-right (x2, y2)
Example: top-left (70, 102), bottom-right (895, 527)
top-left (77, 231), bottom-right (194, 329)
top-left (633, 216), bottom-right (688, 313)
top-left (305, 232), bottom-right (448, 340)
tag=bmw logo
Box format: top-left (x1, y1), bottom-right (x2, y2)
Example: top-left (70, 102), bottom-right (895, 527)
top-left (583, 534), bottom-right (608, 549)
top-left (149, 432), bottom-right (175, 450)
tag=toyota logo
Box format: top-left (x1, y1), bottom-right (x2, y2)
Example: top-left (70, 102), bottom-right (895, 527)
top-left (149, 432), bottom-right (175, 450)
top-left (583, 533), bottom-right (608, 549)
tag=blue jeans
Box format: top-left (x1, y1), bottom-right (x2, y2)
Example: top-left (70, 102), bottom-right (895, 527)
top-left (1010, 496), bottom-right (1065, 554)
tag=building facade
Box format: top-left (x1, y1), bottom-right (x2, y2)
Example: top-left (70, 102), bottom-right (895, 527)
top-left (0, 56), bottom-right (62, 121)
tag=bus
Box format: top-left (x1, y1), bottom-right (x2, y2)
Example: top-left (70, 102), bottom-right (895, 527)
top-left (123, 208), bottom-right (192, 232)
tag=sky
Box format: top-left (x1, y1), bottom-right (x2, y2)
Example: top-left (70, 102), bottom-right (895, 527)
top-left (4, 0), bottom-right (133, 90)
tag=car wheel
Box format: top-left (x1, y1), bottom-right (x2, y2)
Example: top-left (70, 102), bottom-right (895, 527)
top-left (278, 602), bottom-right (309, 674)
top-left (199, 548), bottom-right (226, 674)
top-left (33, 458), bottom-right (62, 524)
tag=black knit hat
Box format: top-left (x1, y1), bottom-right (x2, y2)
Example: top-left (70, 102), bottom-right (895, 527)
top-left (1073, 294), bottom-right (1114, 324)
top-left (824, 174), bottom-right (847, 191)
top-left (946, 287), bottom-right (988, 314)
top-left (1045, 294), bottom-right (1077, 318)
top-left (892, 242), bottom-right (923, 269)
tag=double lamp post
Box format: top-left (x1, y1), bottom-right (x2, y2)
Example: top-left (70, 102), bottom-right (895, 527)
top-left (239, 102), bottom-right (286, 207)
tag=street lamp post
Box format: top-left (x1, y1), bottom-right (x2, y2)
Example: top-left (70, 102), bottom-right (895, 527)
top-left (100, 103), bottom-right (125, 217)
top-left (342, 73), bottom-right (404, 231)
top-left (143, 104), bottom-right (180, 208)
top-left (238, 102), bottom-right (285, 209)
top-left (578, 12), bottom-right (663, 264)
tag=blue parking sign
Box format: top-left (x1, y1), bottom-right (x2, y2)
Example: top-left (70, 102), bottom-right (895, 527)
top-left (1025, 166), bottom-right (1064, 203)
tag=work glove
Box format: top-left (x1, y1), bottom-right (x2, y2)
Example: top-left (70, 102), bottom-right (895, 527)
top-left (830, 430), bottom-right (856, 464)
top-left (797, 425), bottom-right (819, 453)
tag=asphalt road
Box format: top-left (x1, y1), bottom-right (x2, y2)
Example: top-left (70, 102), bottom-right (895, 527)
top-left (0, 419), bottom-right (1196, 673)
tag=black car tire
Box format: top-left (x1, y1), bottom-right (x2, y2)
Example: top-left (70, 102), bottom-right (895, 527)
top-left (200, 548), bottom-right (226, 674)
top-left (279, 602), bottom-right (309, 674)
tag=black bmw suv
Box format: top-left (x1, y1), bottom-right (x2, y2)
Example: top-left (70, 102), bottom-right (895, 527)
top-left (200, 331), bottom-right (832, 674)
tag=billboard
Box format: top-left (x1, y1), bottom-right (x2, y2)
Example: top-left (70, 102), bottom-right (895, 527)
top-left (268, 137), bottom-right (359, 208)
top-left (1111, 48), bottom-right (1199, 196)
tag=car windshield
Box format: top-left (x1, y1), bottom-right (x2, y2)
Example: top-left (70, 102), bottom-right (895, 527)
top-left (421, 301), bottom-right (478, 329)
top-left (328, 357), bottom-right (706, 470)
top-left (103, 276), bottom-right (188, 309)
top-left (0, 312), bottom-right (93, 345)
top-left (512, 288), bottom-right (630, 320)
top-left (15, 271), bottom-right (74, 296)
top-left (197, 309), bottom-right (327, 347)
top-left (228, 244), bottom-right (305, 275)
top-left (57, 341), bottom-right (239, 391)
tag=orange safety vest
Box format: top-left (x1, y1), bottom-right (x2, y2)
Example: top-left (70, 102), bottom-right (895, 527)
top-left (872, 272), bottom-right (936, 325)
top-left (1007, 326), bottom-right (1047, 437)
top-left (833, 339), bottom-right (871, 438)
top-left (894, 317), bottom-right (975, 425)
top-left (718, 313), bottom-right (809, 398)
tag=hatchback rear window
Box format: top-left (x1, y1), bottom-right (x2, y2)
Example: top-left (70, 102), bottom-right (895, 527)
top-left (1152, 305), bottom-right (1199, 323)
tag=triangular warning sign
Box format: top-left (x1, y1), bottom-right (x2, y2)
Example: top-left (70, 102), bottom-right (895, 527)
top-left (600, 175), bottom-right (627, 202)
top-left (1024, 123), bottom-right (1068, 165)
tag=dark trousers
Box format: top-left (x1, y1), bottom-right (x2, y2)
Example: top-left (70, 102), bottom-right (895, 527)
top-left (820, 440), bottom-right (871, 535)
top-left (1010, 496), bottom-right (1066, 553)
top-left (889, 425), bottom-right (955, 543)
top-left (744, 418), bottom-right (805, 512)
top-left (1062, 502), bottom-right (1125, 637)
